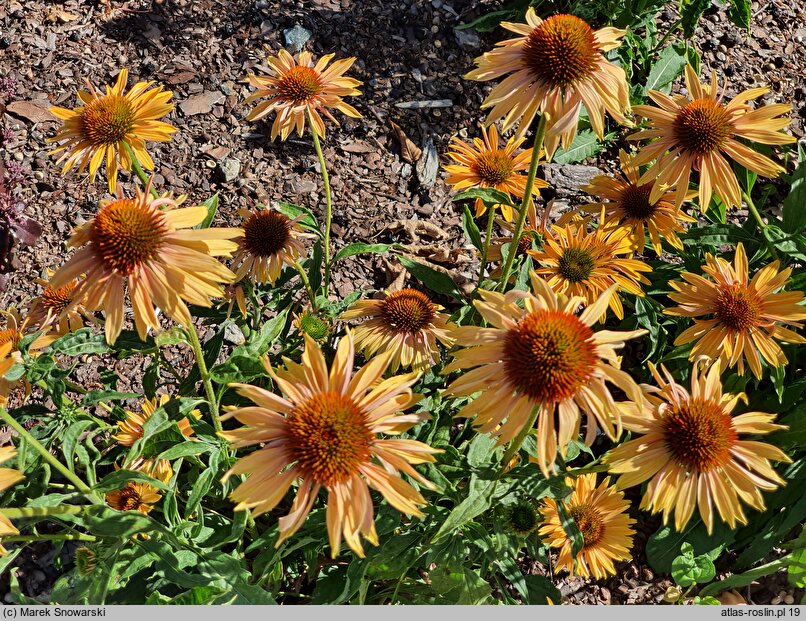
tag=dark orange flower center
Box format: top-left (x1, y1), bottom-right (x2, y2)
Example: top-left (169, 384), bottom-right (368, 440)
top-left (557, 247), bottom-right (595, 283)
top-left (108, 485), bottom-right (143, 511)
top-left (663, 398), bottom-right (737, 473)
top-left (715, 283), bottom-right (761, 332)
top-left (242, 209), bottom-right (292, 258)
top-left (278, 66), bottom-right (323, 103)
top-left (286, 391), bottom-right (373, 487)
top-left (380, 288), bottom-right (437, 333)
top-left (522, 14), bottom-right (600, 89)
top-left (517, 229), bottom-right (539, 255)
top-left (40, 282), bottom-right (76, 316)
top-left (673, 98), bottom-right (733, 155)
top-left (504, 309), bottom-right (597, 402)
top-left (0, 329), bottom-right (22, 349)
top-left (81, 95), bottom-right (135, 146)
top-left (472, 151), bottom-right (515, 186)
top-left (91, 199), bottom-right (168, 276)
top-left (619, 182), bottom-right (658, 221)
top-left (569, 502), bottom-right (605, 546)
top-left (506, 501), bottom-right (540, 535)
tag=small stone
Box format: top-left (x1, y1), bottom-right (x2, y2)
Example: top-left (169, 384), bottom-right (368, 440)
top-left (543, 164), bottom-right (601, 197)
top-left (224, 323), bottom-right (245, 345)
top-left (205, 159), bottom-right (217, 169)
top-left (784, 595), bottom-right (795, 605)
top-left (218, 158), bottom-right (241, 183)
top-left (415, 138), bottom-right (438, 188)
top-left (717, 51), bottom-right (727, 62)
top-left (34, 171), bottom-right (44, 180)
top-left (455, 29), bottom-right (480, 49)
top-left (283, 24), bottom-right (312, 53)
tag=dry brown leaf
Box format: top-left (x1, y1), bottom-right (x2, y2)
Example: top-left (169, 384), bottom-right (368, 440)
top-left (388, 120), bottom-right (422, 163)
top-left (46, 7), bottom-right (80, 23)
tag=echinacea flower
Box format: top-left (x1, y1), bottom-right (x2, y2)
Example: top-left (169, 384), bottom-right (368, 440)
top-left (48, 181), bottom-right (241, 344)
top-left (582, 149), bottom-right (696, 254)
top-left (666, 243), bottom-right (806, 378)
top-left (114, 394), bottom-right (199, 447)
top-left (221, 331), bottom-right (441, 558)
top-left (466, 9), bottom-right (631, 157)
top-left (340, 288), bottom-right (454, 372)
top-left (25, 271), bottom-right (91, 336)
top-left (0, 446), bottom-right (23, 556)
top-left (605, 362), bottom-right (790, 532)
top-left (244, 49), bottom-right (362, 140)
top-left (106, 482), bottom-right (161, 514)
top-left (231, 207), bottom-right (312, 285)
top-left (629, 65), bottom-right (796, 210)
top-left (529, 218), bottom-right (652, 320)
top-left (443, 274), bottom-right (646, 476)
top-left (48, 68), bottom-right (176, 193)
top-left (0, 342), bottom-right (21, 408)
top-left (444, 124), bottom-right (547, 222)
top-left (503, 498), bottom-right (541, 537)
top-left (1, 308), bottom-right (56, 357)
top-left (538, 474), bottom-right (635, 579)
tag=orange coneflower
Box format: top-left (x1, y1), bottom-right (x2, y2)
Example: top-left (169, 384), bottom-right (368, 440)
top-left (0, 308), bottom-right (56, 357)
top-left (666, 243), bottom-right (806, 378)
top-left (444, 124), bottom-right (547, 222)
top-left (629, 65), bottom-right (796, 211)
top-left (106, 482), bottom-right (161, 515)
top-left (0, 446), bottom-right (24, 555)
top-left (0, 342), bottom-right (21, 409)
top-left (466, 9), bottom-right (631, 157)
top-left (48, 68), bottom-right (176, 193)
top-left (48, 181), bottom-right (241, 344)
top-left (582, 150), bottom-right (697, 254)
top-left (25, 271), bottom-right (92, 337)
top-left (244, 49), bottom-right (362, 140)
top-left (605, 362), bottom-right (790, 532)
top-left (340, 288), bottom-right (454, 372)
top-left (529, 218), bottom-right (652, 320)
top-left (231, 207), bottom-right (312, 285)
top-left (539, 474), bottom-right (635, 579)
top-left (220, 331), bottom-right (441, 558)
top-left (443, 275), bottom-right (646, 477)
top-left (114, 394), bottom-right (199, 447)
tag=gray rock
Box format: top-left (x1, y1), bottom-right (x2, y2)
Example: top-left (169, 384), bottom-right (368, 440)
top-left (454, 29), bottom-right (480, 49)
top-left (542, 163), bottom-right (601, 197)
top-left (283, 24), bottom-right (312, 53)
top-left (224, 322), bottom-right (246, 346)
top-left (218, 158), bottom-right (242, 183)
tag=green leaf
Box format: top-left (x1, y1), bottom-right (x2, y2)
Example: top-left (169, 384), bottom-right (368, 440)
top-left (728, 0), bottom-right (751, 28)
top-left (462, 205), bottom-right (483, 251)
top-left (210, 354), bottom-right (268, 384)
top-left (787, 548), bottom-right (806, 588)
top-left (61, 419), bottom-right (95, 470)
top-left (196, 193), bottom-right (219, 230)
top-left (429, 566), bottom-right (492, 604)
top-left (240, 305), bottom-right (291, 356)
top-left (399, 256), bottom-right (465, 300)
top-left (523, 574), bottom-right (562, 605)
top-left (156, 440), bottom-right (210, 461)
top-left (84, 507), bottom-right (162, 538)
top-left (333, 242), bottom-right (392, 262)
top-left (432, 475), bottom-right (497, 540)
top-left (553, 131), bottom-right (601, 164)
top-left (644, 44), bottom-right (687, 94)
top-left (671, 543), bottom-right (716, 586)
top-left (50, 328), bottom-right (109, 356)
top-left (466, 434), bottom-right (498, 468)
top-left (93, 469), bottom-right (170, 493)
top-left (556, 500), bottom-right (584, 558)
top-left (680, 0), bottom-right (711, 37)
top-left (646, 520), bottom-right (733, 574)
top-left (782, 145), bottom-right (806, 234)
top-left (453, 187), bottom-right (514, 207)
top-left (275, 201), bottom-right (321, 236)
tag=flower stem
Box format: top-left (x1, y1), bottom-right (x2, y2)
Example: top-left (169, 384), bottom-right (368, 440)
top-left (500, 406), bottom-right (540, 475)
top-left (0, 408), bottom-right (92, 495)
top-left (497, 113), bottom-right (548, 291)
top-left (743, 191), bottom-right (779, 261)
top-left (1, 505), bottom-right (85, 519)
top-left (477, 208), bottom-right (496, 288)
top-left (184, 322), bottom-right (221, 432)
top-left (292, 261), bottom-right (318, 311)
top-left (122, 142), bottom-right (159, 198)
top-left (0, 533), bottom-right (96, 543)
top-left (306, 110), bottom-right (333, 296)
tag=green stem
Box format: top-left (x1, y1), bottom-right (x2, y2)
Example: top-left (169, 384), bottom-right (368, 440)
top-left (500, 406), bottom-right (540, 475)
top-left (650, 18), bottom-right (682, 55)
top-left (306, 110), bottom-right (333, 295)
top-left (185, 323), bottom-right (221, 432)
top-left (122, 142), bottom-right (159, 198)
top-left (1, 506), bottom-right (85, 519)
top-left (497, 113), bottom-right (548, 291)
top-left (743, 191), bottom-right (779, 261)
top-left (0, 534), bottom-right (97, 543)
top-left (292, 262), bottom-right (318, 311)
top-left (0, 408), bottom-right (92, 495)
top-left (477, 208), bottom-right (496, 289)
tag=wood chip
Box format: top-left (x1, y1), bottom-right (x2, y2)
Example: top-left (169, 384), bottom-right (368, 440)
top-left (46, 7), bottom-right (80, 23)
top-left (6, 100), bottom-right (55, 124)
top-left (340, 140), bottom-right (375, 154)
top-left (395, 99), bottom-right (452, 109)
top-left (388, 120), bottom-right (421, 162)
top-left (179, 91), bottom-right (225, 116)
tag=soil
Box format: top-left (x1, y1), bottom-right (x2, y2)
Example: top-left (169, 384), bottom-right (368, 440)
top-left (0, 0), bottom-right (804, 606)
